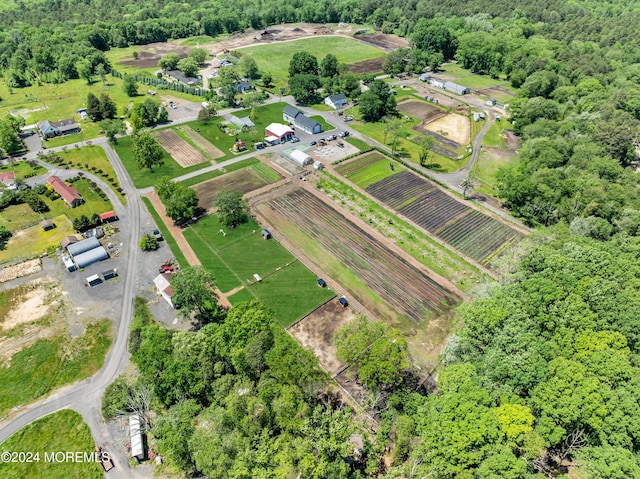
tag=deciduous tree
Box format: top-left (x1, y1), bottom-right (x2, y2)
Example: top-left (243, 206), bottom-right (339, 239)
top-left (212, 189), bottom-right (249, 228)
top-left (132, 130), bottom-right (164, 171)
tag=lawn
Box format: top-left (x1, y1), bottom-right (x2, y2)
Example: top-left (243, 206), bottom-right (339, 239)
top-left (0, 319), bottom-right (112, 415)
top-left (336, 153), bottom-right (405, 188)
top-left (472, 149), bottom-right (520, 195)
top-left (0, 160), bottom-right (45, 179)
top-left (184, 214), bottom-right (333, 326)
top-left (113, 136), bottom-right (209, 189)
top-left (0, 77), bottom-right (131, 145)
top-left (56, 146), bottom-right (126, 204)
top-left (0, 215), bottom-right (73, 263)
top-left (141, 197), bottom-right (188, 268)
top-left (241, 36), bottom-right (386, 87)
top-left (481, 117), bottom-right (511, 149)
top-left (0, 409), bottom-right (103, 479)
top-left (439, 63), bottom-right (507, 90)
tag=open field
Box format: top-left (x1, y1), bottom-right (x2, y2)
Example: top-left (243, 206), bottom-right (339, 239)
top-left (364, 171), bottom-right (522, 265)
top-left (180, 125), bottom-right (225, 160)
top-left (335, 152), bottom-right (405, 188)
top-left (191, 163), bottom-right (281, 210)
top-left (423, 113), bottom-right (470, 145)
top-left (179, 157), bottom-right (260, 188)
top-left (0, 160), bottom-right (45, 179)
top-left (184, 214), bottom-right (332, 326)
top-left (288, 299), bottom-right (356, 375)
top-left (155, 129), bottom-right (209, 167)
top-left (397, 100), bottom-right (445, 123)
top-left (266, 188), bottom-right (458, 324)
top-left (0, 409), bottom-right (103, 478)
top-left (113, 136), bottom-right (208, 188)
top-left (0, 215), bottom-right (73, 264)
top-left (240, 36), bottom-right (386, 86)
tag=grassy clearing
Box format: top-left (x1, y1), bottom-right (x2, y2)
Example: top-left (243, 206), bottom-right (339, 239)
top-left (56, 146), bottom-right (126, 204)
top-left (0, 215), bottom-right (73, 263)
top-left (0, 77), bottom-right (131, 144)
top-left (481, 117), bottom-right (511, 148)
top-left (0, 409), bottom-right (103, 479)
top-left (0, 319), bottom-right (112, 415)
top-left (439, 63), bottom-right (507, 90)
top-left (472, 149), bottom-right (519, 195)
top-left (105, 46), bottom-right (160, 76)
top-left (241, 36), bottom-right (386, 87)
top-left (113, 136), bottom-right (208, 189)
top-left (0, 160), bottom-right (45, 179)
top-left (311, 115), bottom-right (334, 132)
top-left (141, 197), bottom-right (188, 268)
top-left (184, 214), bottom-right (332, 326)
top-left (337, 155), bottom-right (404, 188)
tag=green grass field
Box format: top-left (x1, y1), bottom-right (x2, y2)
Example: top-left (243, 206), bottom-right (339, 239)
top-left (0, 215), bottom-right (73, 263)
top-left (481, 117), bottom-right (511, 148)
top-left (472, 149), bottom-right (520, 195)
top-left (113, 136), bottom-right (208, 189)
top-left (0, 319), bottom-right (112, 415)
top-left (337, 154), bottom-right (405, 188)
top-left (56, 146), bottom-right (126, 204)
top-left (184, 214), bottom-right (333, 326)
top-left (0, 160), bottom-right (45, 179)
top-left (240, 36), bottom-right (386, 87)
top-left (0, 410), bottom-right (103, 478)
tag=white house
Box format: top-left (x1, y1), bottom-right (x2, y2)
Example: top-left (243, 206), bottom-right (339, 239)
top-left (153, 273), bottom-right (174, 308)
top-left (324, 93), bottom-right (348, 110)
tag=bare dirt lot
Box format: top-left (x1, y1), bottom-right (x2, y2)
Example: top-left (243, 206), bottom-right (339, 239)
top-left (504, 130), bottom-right (521, 149)
top-left (348, 57), bottom-right (386, 74)
top-left (288, 299), bottom-right (356, 375)
top-left (120, 44), bottom-right (190, 69)
top-left (424, 113), bottom-right (470, 145)
top-left (0, 259), bottom-right (42, 283)
top-left (355, 32), bottom-right (409, 51)
top-left (155, 129), bottom-right (209, 167)
top-left (398, 100), bottom-right (446, 123)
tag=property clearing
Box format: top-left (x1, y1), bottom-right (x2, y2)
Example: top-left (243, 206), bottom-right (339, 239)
top-left (0, 215), bottom-right (74, 264)
top-left (181, 125), bottom-right (225, 160)
top-left (423, 113), bottom-right (470, 146)
top-left (155, 129), bottom-right (209, 167)
top-left (2, 285), bottom-right (50, 330)
top-left (397, 100), bottom-right (446, 124)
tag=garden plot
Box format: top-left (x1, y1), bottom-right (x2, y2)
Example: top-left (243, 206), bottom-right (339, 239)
top-left (191, 163), bottom-right (281, 210)
top-left (335, 152), bottom-right (403, 188)
top-left (155, 129), bottom-right (209, 167)
top-left (180, 125), bottom-right (225, 160)
top-left (397, 100), bottom-right (445, 123)
top-left (365, 171), bottom-right (522, 265)
top-left (267, 188), bottom-right (458, 324)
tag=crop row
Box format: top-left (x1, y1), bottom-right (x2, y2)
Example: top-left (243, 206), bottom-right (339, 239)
top-left (365, 172), bottom-right (522, 265)
top-left (335, 152), bottom-right (387, 177)
top-left (268, 189), bottom-right (458, 323)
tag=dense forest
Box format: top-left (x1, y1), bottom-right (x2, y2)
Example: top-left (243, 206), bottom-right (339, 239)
top-left (5, 0), bottom-right (640, 477)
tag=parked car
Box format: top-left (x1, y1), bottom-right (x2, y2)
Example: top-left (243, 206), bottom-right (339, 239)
top-left (337, 141), bottom-right (344, 147)
top-left (344, 116), bottom-right (353, 122)
top-left (338, 131), bottom-right (350, 138)
top-left (291, 137), bottom-right (300, 143)
top-left (310, 141), bottom-right (317, 146)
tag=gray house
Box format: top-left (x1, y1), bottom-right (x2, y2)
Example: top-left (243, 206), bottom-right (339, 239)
top-left (324, 93), bottom-right (348, 109)
top-left (282, 105), bottom-right (322, 134)
top-left (37, 119), bottom-right (80, 138)
top-left (236, 80), bottom-right (253, 93)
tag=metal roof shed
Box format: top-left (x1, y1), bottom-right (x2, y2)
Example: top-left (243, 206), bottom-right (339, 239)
top-left (74, 246), bottom-right (108, 269)
top-left (129, 415), bottom-right (144, 461)
top-left (67, 237), bottom-right (101, 257)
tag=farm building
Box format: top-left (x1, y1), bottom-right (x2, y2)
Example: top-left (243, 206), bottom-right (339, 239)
top-left (67, 237), bottom-right (101, 256)
top-left (261, 229), bottom-right (271, 239)
top-left (100, 211), bottom-right (117, 223)
top-left (0, 171), bottom-right (16, 188)
top-left (289, 149), bottom-right (313, 167)
top-left (47, 175), bottom-right (83, 207)
top-left (324, 93), bottom-right (348, 109)
top-left (62, 254), bottom-right (76, 272)
top-left (102, 269), bottom-right (118, 280)
top-left (419, 73), bottom-right (432, 82)
top-left (225, 114), bottom-right (255, 130)
top-left (74, 246), bottom-right (108, 269)
top-left (129, 415), bottom-right (145, 462)
top-left (37, 119), bottom-right (80, 138)
top-left (265, 123), bottom-right (295, 143)
top-left (40, 219), bottom-right (55, 231)
top-left (153, 273), bottom-right (175, 308)
top-left (86, 274), bottom-right (102, 287)
top-left (282, 105), bottom-right (322, 134)
top-left (428, 78), bottom-right (445, 89)
top-left (443, 81), bottom-right (470, 95)
top-left (164, 70), bottom-right (201, 86)
top-left (313, 161), bottom-right (324, 170)
top-left (60, 235), bottom-right (79, 249)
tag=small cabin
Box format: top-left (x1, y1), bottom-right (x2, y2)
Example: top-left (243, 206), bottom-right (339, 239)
top-left (261, 229), bottom-right (271, 240)
top-left (40, 219), bottom-right (55, 231)
top-left (317, 278), bottom-right (327, 288)
top-left (339, 296), bottom-right (349, 307)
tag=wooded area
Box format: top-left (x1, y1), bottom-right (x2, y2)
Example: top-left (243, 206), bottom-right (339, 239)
top-left (5, 0), bottom-right (640, 477)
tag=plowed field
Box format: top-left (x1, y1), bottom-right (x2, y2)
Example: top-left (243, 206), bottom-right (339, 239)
top-left (155, 129), bottom-right (209, 167)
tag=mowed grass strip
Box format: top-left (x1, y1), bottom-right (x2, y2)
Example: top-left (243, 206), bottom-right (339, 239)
top-left (0, 320), bottom-right (112, 415)
top-left (337, 155), bottom-right (405, 189)
top-left (241, 261), bottom-right (335, 328)
top-left (0, 409), bottom-right (103, 479)
top-left (241, 36), bottom-right (386, 86)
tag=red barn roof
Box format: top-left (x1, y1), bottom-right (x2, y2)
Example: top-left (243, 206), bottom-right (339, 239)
top-left (0, 171), bottom-right (15, 183)
top-left (48, 176), bottom-right (83, 207)
top-left (99, 211), bottom-right (116, 221)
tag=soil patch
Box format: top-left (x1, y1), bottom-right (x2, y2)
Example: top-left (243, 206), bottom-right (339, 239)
top-left (180, 125), bottom-right (225, 160)
top-left (288, 300), bottom-right (356, 375)
top-left (348, 57), bottom-right (385, 74)
top-left (120, 43), bottom-right (190, 69)
top-left (2, 285), bottom-right (50, 330)
top-left (504, 130), bottom-right (520, 149)
top-left (0, 259), bottom-right (42, 283)
top-left (155, 129), bottom-right (209, 167)
top-left (397, 100), bottom-right (444, 123)
top-left (354, 33), bottom-right (409, 51)
top-left (424, 113), bottom-right (470, 145)
top-left (191, 167), bottom-right (278, 210)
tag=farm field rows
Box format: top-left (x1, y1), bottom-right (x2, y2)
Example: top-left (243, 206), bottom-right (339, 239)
top-left (155, 129), bottom-right (209, 167)
top-left (361, 169), bottom-right (522, 265)
top-left (191, 163), bottom-right (281, 210)
top-left (183, 214), bottom-right (332, 327)
top-left (181, 125), bottom-right (225, 160)
top-left (266, 188), bottom-right (459, 324)
top-left (335, 152), bottom-right (404, 188)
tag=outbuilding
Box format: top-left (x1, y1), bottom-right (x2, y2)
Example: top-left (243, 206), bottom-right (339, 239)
top-left (265, 123), bottom-right (295, 142)
top-left (100, 211), bottom-right (117, 223)
top-left (102, 269), bottom-right (118, 280)
top-left (443, 81), bottom-right (470, 95)
top-left (129, 414), bottom-right (145, 462)
top-left (261, 229), bottom-right (271, 240)
top-left (40, 219), bottom-right (55, 231)
top-left (60, 235), bottom-right (79, 250)
top-left (67, 237), bottom-right (101, 257)
top-left (289, 149), bottom-right (313, 167)
top-left (86, 274), bottom-right (102, 287)
top-left (74, 246), bottom-right (108, 269)
top-left (313, 161), bottom-right (324, 170)
top-left (62, 254), bottom-right (76, 272)
top-left (153, 273), bottom-right (174, 308)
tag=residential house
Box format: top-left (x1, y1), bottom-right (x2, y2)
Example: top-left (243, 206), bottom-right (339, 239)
top-left (47, 175), bottom-right (83, 207)
top-left (324, 93), bottom-right (348, 110)
top-left (236, 80), bottom-right (253, 93)
top-left (37, 119), bottom-right (80, 138)
top-left (164, 70), bottom-right (201, 86)
top-left (0, 171), bottom-right (16, 189)
top-left (282, 105), bottom-right (322, 134)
